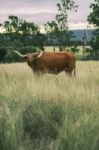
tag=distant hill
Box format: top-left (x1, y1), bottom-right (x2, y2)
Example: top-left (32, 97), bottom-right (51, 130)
top-left (71, 29), bottom-right (94, 41)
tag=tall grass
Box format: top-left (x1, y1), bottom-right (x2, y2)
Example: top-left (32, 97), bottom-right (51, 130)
top-left (0, 61), bottom-right (99, 150)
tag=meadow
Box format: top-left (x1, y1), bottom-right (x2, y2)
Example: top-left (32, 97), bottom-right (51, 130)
top-left (0, 61), bottom-right (99, 150)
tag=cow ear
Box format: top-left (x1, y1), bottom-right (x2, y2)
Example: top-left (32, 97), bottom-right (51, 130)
top-left (33, 53), bottom-right (38, 59)
top-left (33, 51), bottom-right (43, 59)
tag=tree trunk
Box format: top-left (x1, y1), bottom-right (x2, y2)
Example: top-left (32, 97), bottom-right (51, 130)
top-left (59, 46), bottom-right (64, 51)
top-left (53, 45), bottom-right (55, 52)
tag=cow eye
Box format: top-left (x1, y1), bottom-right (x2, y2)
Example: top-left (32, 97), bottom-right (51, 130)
top-left (33, 53), bottom-right (38, 59)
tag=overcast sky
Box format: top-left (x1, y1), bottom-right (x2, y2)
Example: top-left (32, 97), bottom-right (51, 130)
top-left (0, 0), bottom-right (94, 27)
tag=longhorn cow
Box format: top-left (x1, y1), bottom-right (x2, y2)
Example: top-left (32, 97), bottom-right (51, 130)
top-left (14, 50), bottom-right (76, 76)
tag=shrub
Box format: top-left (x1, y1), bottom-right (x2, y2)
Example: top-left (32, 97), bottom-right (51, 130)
top-left (0, 48), bottom-right (7, 62)
top-left (3, 45), bottom-right (44, 63)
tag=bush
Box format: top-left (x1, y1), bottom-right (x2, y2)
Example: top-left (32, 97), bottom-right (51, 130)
top-left (0, 48), bottom-right (7, 62)
top-left (19, 46), bottom-right (41, 54)
top-left (71, 45), bottom-right (79, 53)
top-left (2, 45), bottom-right (44, 63)
top-left (4, 50), bottom-right (24, 63)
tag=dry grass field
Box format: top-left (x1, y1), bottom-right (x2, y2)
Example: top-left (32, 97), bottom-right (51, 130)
top-left (0, 61), bottom-right (99, 150)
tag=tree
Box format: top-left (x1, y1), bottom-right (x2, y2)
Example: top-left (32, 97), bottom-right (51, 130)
top-left (44, 0), bottom-right (78, 51)
top-left (2, 15), bottom-right (39, 35)
top-left (3, 16), bottom-right (19, 33)
top-left (44, 21), bottom-right (58, 51)
top-left (18, 20), bottom-right (39, 44)
top-left (55, 0), bottom-right (78, 51)
top-left (87, 0), bottom-right (99, 26)
top-left (1, 16), bottom-right (40, 46)
top-left (4, 21), bottom-right (11, 33)
top-left (87, 0), bottom-right (99, 59)
top-left (19, 21), bottom-right (39, 35)
top-left (56, 0), bottom-right (77, 31)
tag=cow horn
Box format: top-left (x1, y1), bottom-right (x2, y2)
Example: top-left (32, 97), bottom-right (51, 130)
top-left (37, 51), bottom-right (43, 58)
top-left (13, 50), bottom-right (27, 59)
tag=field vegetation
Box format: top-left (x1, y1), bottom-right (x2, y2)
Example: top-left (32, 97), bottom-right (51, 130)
top-left (0, 61), bottom-right (99, 150)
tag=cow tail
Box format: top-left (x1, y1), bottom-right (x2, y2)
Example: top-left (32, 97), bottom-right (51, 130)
top-left (74, 65), bottom-right (76, 76)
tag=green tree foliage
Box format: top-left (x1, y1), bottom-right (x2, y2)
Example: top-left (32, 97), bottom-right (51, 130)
top-left (44, 21), bottom-right (58, 34)
top-left (87, 0), bottom-right (99, 59)
top-left (44, 0), bottom-right (78, 51)
top-left (18, 20), bottom-right (39, 45)
top-left (56, 0), bottom-right (77, 31)
top-left (19, 20), bottom-right (39, 35)
top-left (87, 0), bottom-right (99, 26)
top-left (3, 16), bottom-right (19, 33)
top-left (0, 16), bottom-right (45, 51)
top-left (56, 0), bottom-right (78, 51)
top-left (44, 21), bottom-right (59, 51)
top-left (0, 16), bottom-right (46, 62)
top-left (2, 15), bottom-right (39, 34)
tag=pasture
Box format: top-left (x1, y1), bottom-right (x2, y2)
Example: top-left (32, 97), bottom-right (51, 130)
top-left (0, 61), bottom-right (99, 150)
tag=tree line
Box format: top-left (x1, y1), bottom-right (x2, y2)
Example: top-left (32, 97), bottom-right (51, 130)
top-left (0, 0), bottom-right (99, 62)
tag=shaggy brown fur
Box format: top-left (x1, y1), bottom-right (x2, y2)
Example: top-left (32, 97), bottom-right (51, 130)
top-left (14, 51), bottom-right (76, 76)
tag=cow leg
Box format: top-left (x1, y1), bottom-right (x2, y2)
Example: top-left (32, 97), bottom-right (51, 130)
top-left (65, 68), bottom-right (73, 77)
top-left (68, 71), bottom-right (73, 76)
top-left (65, 69), bottom-right (76, 77)
top-left (67, 71), bottom-right (73, 77)
top-left (33, 71), bottom-right (42, 79)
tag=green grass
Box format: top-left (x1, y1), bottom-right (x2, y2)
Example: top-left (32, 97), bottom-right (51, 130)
top-left (0, 61), bottom-right (99, 150)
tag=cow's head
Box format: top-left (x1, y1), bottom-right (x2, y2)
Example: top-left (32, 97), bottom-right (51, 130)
top-left (13, 50), bottom-right (43, 67)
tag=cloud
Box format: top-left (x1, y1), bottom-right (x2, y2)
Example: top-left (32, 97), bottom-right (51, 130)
top-left (0, 0), bottom-right (58, 14)
top-left (19, 13), bottom-right (56, 25)
top-left (68, 22), bottom-right (94, 30)
top-left (0, 0), bottom-right (58, 24)
top-left (0, 12), bottom-right (56, 25)
top-left (0, 0), bottom-right (94, 27)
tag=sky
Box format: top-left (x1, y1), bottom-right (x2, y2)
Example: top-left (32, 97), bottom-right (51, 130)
top-left (0, 0), bottom-right (94, 30)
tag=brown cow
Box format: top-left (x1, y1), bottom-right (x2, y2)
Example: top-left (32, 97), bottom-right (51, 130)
top-left (14, 50), bottom-right (76, 76)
